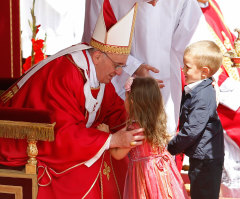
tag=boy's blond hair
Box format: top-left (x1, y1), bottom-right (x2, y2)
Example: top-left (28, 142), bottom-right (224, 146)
top-left (184, 40), bottom-right (222, 76)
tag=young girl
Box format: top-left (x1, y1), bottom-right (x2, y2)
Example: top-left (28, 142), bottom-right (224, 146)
top-left (98, 77), bottom-right (188, 199)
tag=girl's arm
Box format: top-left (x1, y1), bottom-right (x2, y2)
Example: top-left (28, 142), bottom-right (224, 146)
top-left (97, 123), bottom-right (131, 160)
top-left (110, 147), bottom-right (131, 160)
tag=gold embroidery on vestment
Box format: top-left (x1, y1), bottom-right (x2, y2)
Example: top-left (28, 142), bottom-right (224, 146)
top-left (103, 161), bottom-right (111, 180)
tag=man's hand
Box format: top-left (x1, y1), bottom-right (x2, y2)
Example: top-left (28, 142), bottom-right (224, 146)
top-left (110, 127), bottom-right (145, 148)
top-left (97, 123), bottom-right (109, 133)
top-left (134, 64), bottom-right (158, 77)
top-left (134, 64), bottom-right (164, 88)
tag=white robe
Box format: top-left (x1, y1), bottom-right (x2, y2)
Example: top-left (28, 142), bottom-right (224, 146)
top-left (20, 0), bottom-right (85, 57)
top-left (82, 0), bottom-right (202, 135)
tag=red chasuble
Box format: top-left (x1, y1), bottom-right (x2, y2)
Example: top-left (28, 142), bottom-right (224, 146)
top-left (201, 0), bottom-right (240, 148)
top-left (0, 53), bottom-right (127, 198)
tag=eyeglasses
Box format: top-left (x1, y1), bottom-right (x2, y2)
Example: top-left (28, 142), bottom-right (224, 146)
top-left (102, 52), bottom-right (126, 70)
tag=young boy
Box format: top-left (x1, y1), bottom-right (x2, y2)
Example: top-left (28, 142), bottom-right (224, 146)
top-left (167, 40), bottom-right (224, 199)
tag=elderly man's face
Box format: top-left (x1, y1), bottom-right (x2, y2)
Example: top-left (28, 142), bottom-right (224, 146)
top-left (147, 0), bottom-right (159, 6)
top-left (197, 0), bottom-right (209, 3)
top-left (93, 51), bottom-right (128, 84)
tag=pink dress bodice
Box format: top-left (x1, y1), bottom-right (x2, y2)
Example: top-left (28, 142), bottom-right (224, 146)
top-left (123, 122), bottom-right (188, 199)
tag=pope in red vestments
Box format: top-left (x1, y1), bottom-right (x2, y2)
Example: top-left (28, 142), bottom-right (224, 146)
top-left (0, 1), bottom-right (142, 198)
top-left (0, 52), bottom-right (126, 198)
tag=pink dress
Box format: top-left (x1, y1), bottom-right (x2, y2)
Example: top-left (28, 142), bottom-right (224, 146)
top-left (123, 124), bottom-right (188, 199)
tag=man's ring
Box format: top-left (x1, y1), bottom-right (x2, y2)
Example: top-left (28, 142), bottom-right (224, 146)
top-left (130, 141), bottom-right (136, 146)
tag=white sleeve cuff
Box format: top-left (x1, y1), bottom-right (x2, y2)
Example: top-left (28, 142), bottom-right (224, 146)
top-left (125, 54), bottom-right (143, 76)
top-left (111, 55), bottom-right (143, 100)
top-left (84, 134), bottom-right (112, 167)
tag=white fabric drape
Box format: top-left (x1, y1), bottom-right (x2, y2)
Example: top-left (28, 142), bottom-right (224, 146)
top-left (217, 0), bottom-right (240, 36)
top-left (221, 131), bottom-right (240, 197)
top-left (20, 0), bottom-right (85, 57)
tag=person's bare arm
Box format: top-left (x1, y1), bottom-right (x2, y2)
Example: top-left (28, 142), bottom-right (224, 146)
top-left (97, 124), bottom-right (143, 160)
top-left (109, 127), bottom-right (145, 159)
top-left (97, 123), bottom-right (110, 133)
top-left (110, 147), bottom-right (131, 160)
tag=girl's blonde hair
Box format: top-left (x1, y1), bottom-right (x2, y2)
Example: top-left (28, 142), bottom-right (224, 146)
top-left (127, 77), bottom-right (168, 147)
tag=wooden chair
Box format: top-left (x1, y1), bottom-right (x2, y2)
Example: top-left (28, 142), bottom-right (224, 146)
top-left (0, 107), bottom-right (55, 199)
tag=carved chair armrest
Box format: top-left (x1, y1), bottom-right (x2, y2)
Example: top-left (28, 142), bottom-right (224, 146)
top-left (0, 107), bottom-right (55, 174)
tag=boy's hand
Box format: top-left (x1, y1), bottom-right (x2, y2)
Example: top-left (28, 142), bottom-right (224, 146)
top-left (97, 123), bottom-right (110, 133)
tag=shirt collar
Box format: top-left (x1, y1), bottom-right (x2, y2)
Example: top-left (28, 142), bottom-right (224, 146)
top-left (184, 79), bottom-right (204, 94)
top-left (86, 50), bottom-right (100, 88)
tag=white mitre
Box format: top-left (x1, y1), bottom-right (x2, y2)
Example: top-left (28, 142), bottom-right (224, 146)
top-left (90, 0), bottom-right (138, 54)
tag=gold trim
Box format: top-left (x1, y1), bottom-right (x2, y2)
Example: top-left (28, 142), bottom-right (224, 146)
top-left (0, 185), bottom-right (22, 199)
top-left (19, 0), bottom-right (22, 76)
top-left (100, 166), bottom-right (103, 199)
top-left (0, 85), bottom-right (19, 104)
top-left (0, 120), bottom-right (55, 141)
top-left (0, 169), bottom-right (38, 199)
top-left (0, 169), bottom-right (36, 178)
top-left (90, 39), bottom-right (131, 55)
top-left (110, 154), bottom-right (121, 199)
top-left (209, 0), bottom-right (232, 38)
top-left (127, 3), bottom-right (138, 54)
top-left (91, 86), bottom-right (100, 90)
top-left (185, 184), bottom-right (190, 193)
top-left (207, 25), bottom-right (240, 81)
top-left (94, 106), bottom-right (101, 122)
top-left (65, 54), bottom-right (102, 119)
top-left (1, 91), bottom-right (14, 104)
top-left (223, 56), bottom-right (240, 81)
top-left (65, 54), bottom-right (103, 120)
top-left (82, 172), bottom-right (100, 199)
top-left (12, 85), bottom-right (19, 94)
top-left (90, 3), bottom-right (138, 55)
top-left (65, 55), bottom-right (87, 82)
top-left (66, 54), bottom-right (100, 90)
top-left (10, 0), bottom-right (13, 78)
top-left (83, 152), bottom-right (106, 199)
top-left (103, 161), bottom-right (111, 180)
top-left (207, 24), bottom-right (227, 53)
top-left (38, 152), bottom-right (107, 196)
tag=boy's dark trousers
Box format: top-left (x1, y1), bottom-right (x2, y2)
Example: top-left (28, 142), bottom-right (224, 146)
top-left (188, 158), bottom-right (224, 199)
